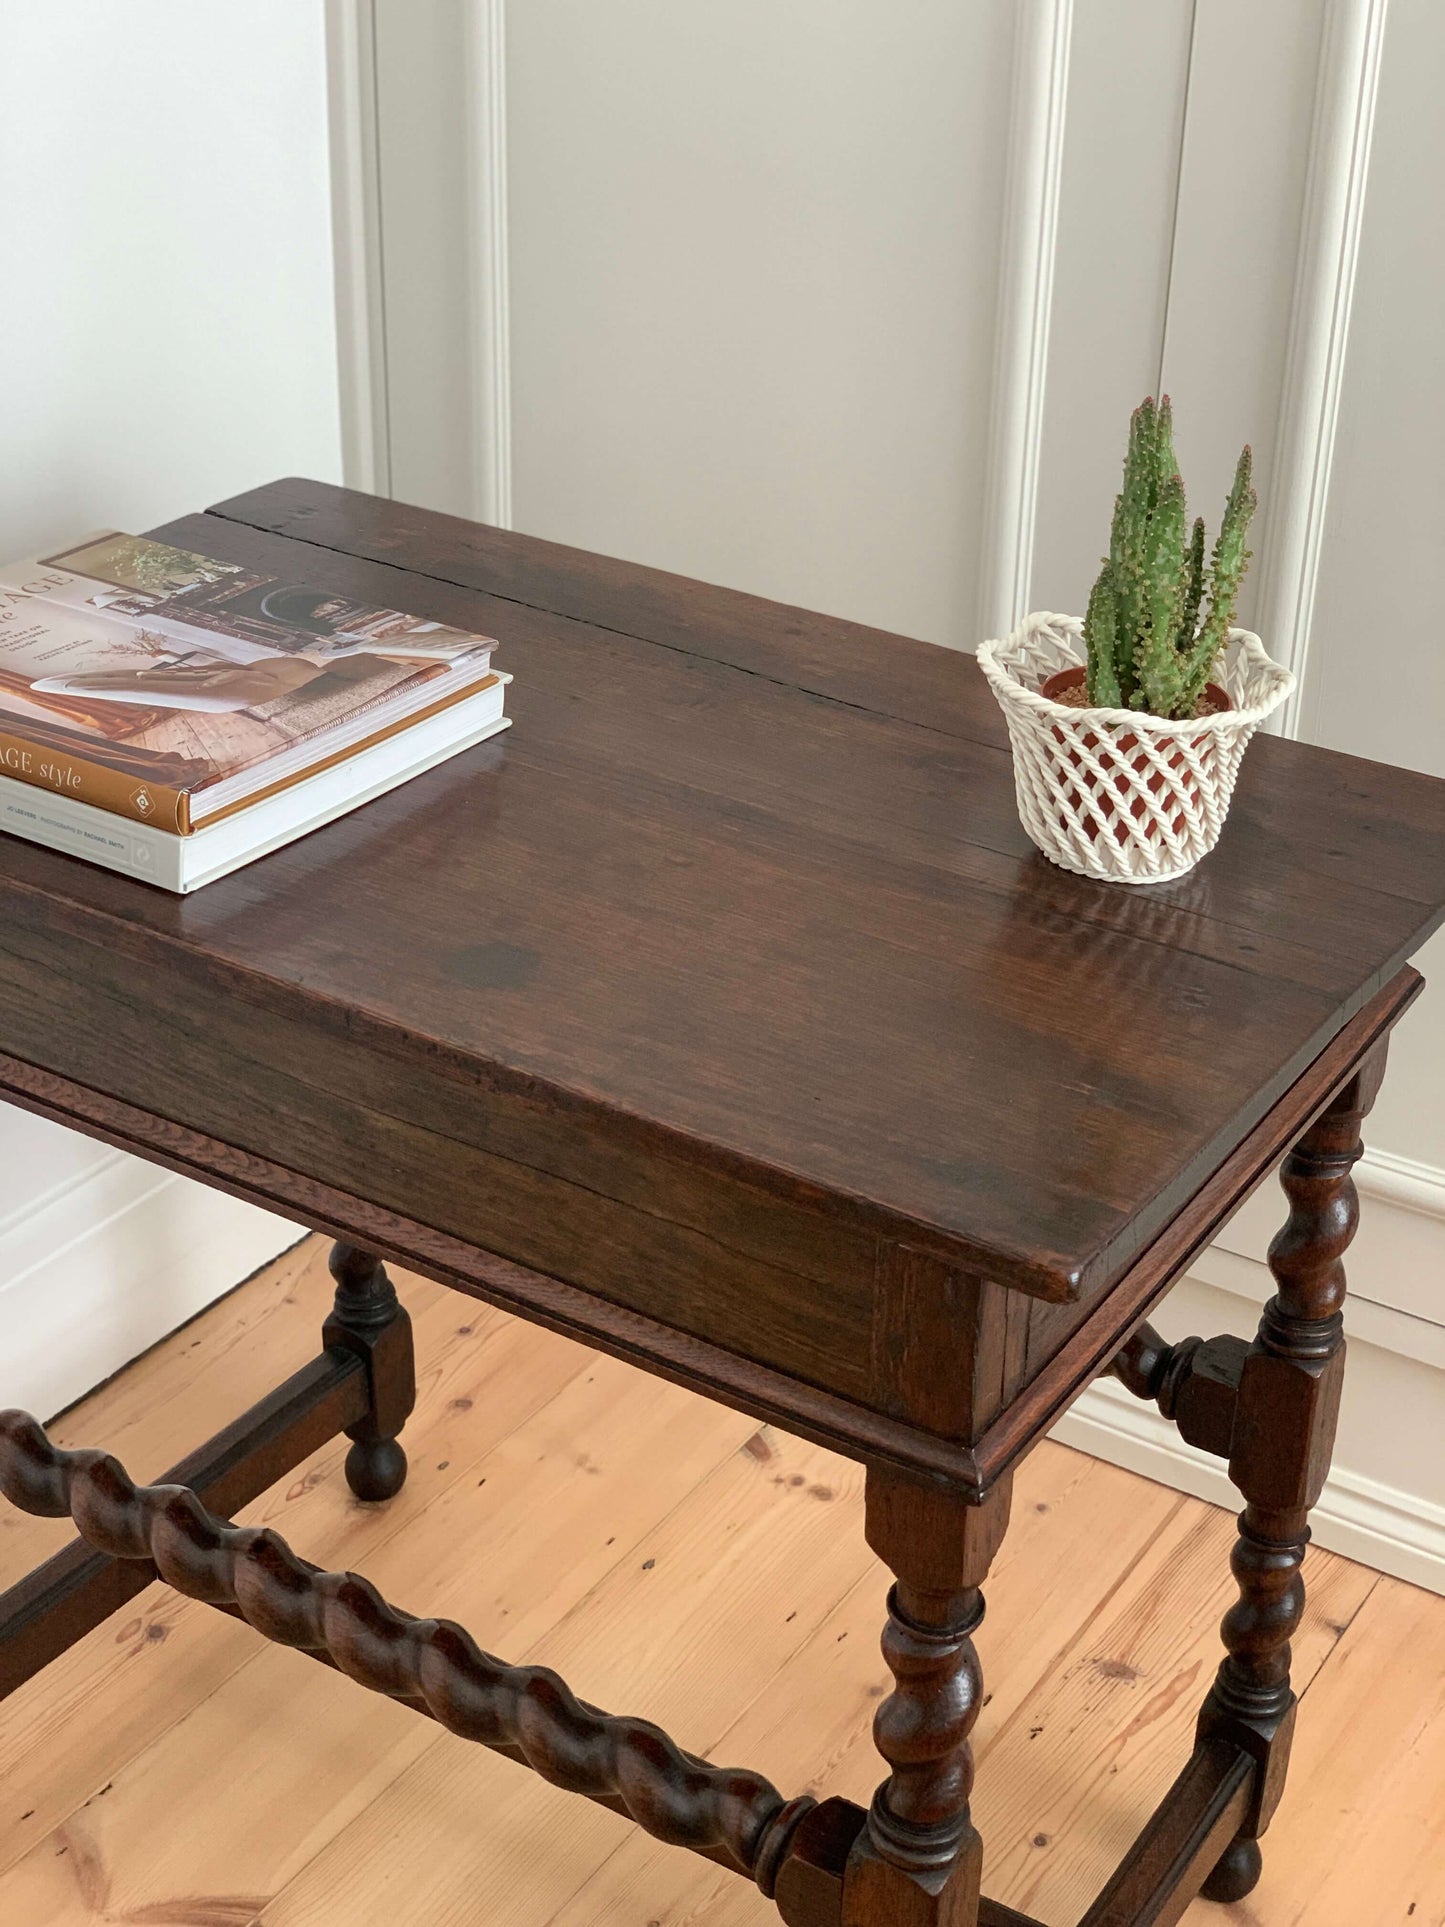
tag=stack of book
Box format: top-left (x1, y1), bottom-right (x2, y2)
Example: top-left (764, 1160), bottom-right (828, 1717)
top-left (0, 531), bottom-right (508, 892)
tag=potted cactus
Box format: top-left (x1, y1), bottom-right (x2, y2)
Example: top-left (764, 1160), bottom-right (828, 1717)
top-left (978, 396), bottom-right (1295, 884)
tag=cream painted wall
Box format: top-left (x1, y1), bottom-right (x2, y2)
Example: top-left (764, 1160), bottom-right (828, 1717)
top-left (367, 0), bottom-right (1438, 1066)
top-left (506, 0), bottom-right (1014, 644)
top-left (0, 0), bottom-right (339, 1413)
top-left (0, 0), bottom-right (345, 554)
top-left (3, 3), bottom-right (1434, 1569)
top-left (352, 0), bottom-right (1444, 1587)
top-left (1305, 0), bottom-right (1445, 782)
top-left (1304, 0), bottom-right (1445, 1176)
top-left (369, 0), bottom-right (1018, 645)
top-left (1029, 0), bottom-right (1195, 617)
top-left (1046, 0), bottom-right (1444, 1583)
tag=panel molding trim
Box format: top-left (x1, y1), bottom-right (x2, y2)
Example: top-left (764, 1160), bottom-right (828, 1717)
top-left (1253, 0), bottom-right (1391, 738)
top-left (1213, 1142), bottom-right (1445, 1333)
top-left (1356, 1141), bottom-right (1445, 1222)
top-left (1056, 1374), bottom-right (1445, 1596)
top-left (466, 0), bottom-right (513, 528)
top-left (324, 0), bottom-right (391, 495)
top-left (1056, 1143), bottom-right (1445, 1597)
top-left (977, 0), bottom-right (1074, 644)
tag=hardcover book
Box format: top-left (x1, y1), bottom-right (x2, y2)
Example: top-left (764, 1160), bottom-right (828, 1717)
top-left (0, 532), bottom-right (500, 832)
top-left (0, 532), bottom-right (509, 890)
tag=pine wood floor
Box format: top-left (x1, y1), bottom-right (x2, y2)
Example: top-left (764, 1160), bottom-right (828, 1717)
top-left (1, 1237), bottom-right (1441, 1926)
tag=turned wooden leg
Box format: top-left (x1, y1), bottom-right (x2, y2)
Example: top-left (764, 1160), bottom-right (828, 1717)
top-left (323, 1243), bottom-right (416, 1502)
top-left (842, 1468), bottom-right (1013, 1927)
top-left (1196, 1047), bottom-right (1386, 1903)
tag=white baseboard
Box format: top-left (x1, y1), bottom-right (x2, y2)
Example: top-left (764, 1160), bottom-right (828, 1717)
top-left (1053, 1376), bottom-right (1445, 1597)
top-left (1357, 1141), bottom-right (1445, 1218)
top-left (1053, 1142), bottom-right (1445, 1598)
top-left (0, 1148), bottom-right (302, 1421)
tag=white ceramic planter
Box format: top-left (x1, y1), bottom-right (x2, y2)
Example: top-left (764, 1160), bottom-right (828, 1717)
top-left (977, 613), bottom-right (1295, 884)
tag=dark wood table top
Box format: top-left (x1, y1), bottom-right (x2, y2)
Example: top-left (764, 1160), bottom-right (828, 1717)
top-left (5, 479), bottom-right (1445, 1319)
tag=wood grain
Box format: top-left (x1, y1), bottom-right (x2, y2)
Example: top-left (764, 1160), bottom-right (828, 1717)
top-left (3, 483), bottom-right (1443, 1922)
top-left (0, 1344), bottom-right (368, 1699)
top-left (0, 1255), bottom-right (592, 1873)
top-left (1214, 1574), bottom-right (1445, 1925)
top-left (2, 486), bottom-right (1442, 1319)
top-left (0, 1238), bottom-right (336, 1583)
top-left (0, 771), bottom-right (1429, 1490)
top-left (4, 1242), bottom-right (1436, 1926)
top-left (0, 485), bottom-right (1439, 1546)
top-left (974, 1500), bottom-right (1378, 1924)
top-left (0, 969), bottom-right (1409, 1500)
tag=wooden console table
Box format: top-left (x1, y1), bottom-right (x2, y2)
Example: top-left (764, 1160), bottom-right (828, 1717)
top-left (3, 480), bottom-right (1444, 1925)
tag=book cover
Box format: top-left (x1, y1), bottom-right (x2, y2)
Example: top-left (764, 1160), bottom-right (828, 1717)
top-left (0, 678), bottom-right (510, 893)
top-left (0, 534), bottom-right (499, 831)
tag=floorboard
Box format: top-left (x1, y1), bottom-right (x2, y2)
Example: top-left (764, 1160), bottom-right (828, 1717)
top-left (1, 1238), bottom-right (1440, 1926)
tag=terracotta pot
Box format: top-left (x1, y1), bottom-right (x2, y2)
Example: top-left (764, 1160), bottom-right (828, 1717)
top-left (1038, 665), bottom-right (1233, 846)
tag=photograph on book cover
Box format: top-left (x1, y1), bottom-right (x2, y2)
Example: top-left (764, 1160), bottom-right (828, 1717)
top-left (0, 582), bottom-right (418, 780)
top-left (0, 535), bottom-right (498, 817)
top-left (40, 533), bottom-right (487, 663)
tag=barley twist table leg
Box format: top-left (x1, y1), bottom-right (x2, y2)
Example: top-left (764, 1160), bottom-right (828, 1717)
top-left (1196, 1047), bottom-right (1385, 1902)
top-left (843, 1470), bottom-right (1013, 1926)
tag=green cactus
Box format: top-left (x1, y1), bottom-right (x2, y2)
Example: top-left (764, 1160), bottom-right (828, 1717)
top-left (1083, 398), bottom-right (1256, 719)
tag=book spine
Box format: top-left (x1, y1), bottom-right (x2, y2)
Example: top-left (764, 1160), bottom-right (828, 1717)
top-left (0, 780), bottom-right (185, 891)
top-left (0, 733), bottom-right (187, 833)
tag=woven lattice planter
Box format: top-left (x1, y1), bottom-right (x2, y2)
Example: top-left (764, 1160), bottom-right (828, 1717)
top-left (978, 613), bottom-right (1294, 885)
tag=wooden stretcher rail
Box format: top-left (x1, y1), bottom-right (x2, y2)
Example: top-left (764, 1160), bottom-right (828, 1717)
top-left (0, 1347), bottom-right (367, 1699)
top-left (0, 1410), bottom-right (816, 1895)
top-left (761, 1748), bottom-right (1250, 1927)
top-left (0, 1370), bottom-right (1269, 1925)
top-left (1078, 1739), bottom-right (1254, 1927)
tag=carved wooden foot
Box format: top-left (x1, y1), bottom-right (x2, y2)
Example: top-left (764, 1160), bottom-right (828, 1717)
top-left (842, 1470), bottom-right (1013, 1926)
top-left (324, 1243), bottom-right (416, 1501)
top-left (1200, 1835), bottom-right (1263, 1904)
top-left (1196, 1048), bottom-right (1385, 1903)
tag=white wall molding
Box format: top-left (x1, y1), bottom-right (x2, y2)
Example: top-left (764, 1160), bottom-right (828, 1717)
top-left (1193, 1234), bottom-right (1445, 1369)
top-left (1356, 1142), bottom-right (1445, 1220)
top-left (0, 1144), bottom-right (125, 1248)
top-left (466, 0), bottom-right (513, 528)
top-left (0, 1157), bottom-right (300, 1423)
top-left (977, 0), bottom-right (1073, 643)
top-left (1213, 1140), bottom-right (1445, 1331)
top-left (324, 0), bottom-right (391, 496)
top-left (1253, 0), bottom-right (1390, 737)
top-left (1053, 1141), bottom-right (1445, 1597)
top-left (1054, 1374), bottom-right (1445, 1597)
